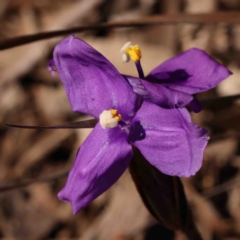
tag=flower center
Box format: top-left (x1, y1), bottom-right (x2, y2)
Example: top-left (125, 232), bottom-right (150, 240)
top-left (99, 109), bottom-right (122, 129)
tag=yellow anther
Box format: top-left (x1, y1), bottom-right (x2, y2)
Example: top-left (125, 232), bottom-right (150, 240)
top-left (109, 109), bottom-right (118, 117)
top-left (125, 45), bottom-right (142, 62)
top-left (120, 42), bottom-right (142, 63)
top-left (115, 114), bottom-right (122, 121)
top-left (109, 109), bottom-right (122, 121)
top-left (99, 109), bottom-right (122, 129)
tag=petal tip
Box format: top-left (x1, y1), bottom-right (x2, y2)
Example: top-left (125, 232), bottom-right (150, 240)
top-left (72, 206), bottom-right (80, 215)
top-left (57, 189), bottom-right (68, 201)
top-left (228, 69), bottom-right (233, 76)
top-left (58, 189), bottom-right (81, 215)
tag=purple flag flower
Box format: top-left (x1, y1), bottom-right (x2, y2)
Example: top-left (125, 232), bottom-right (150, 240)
top-left (124, 47), bottom-right (231, 112)
top-left (49, 36), bottom-right (209, 214)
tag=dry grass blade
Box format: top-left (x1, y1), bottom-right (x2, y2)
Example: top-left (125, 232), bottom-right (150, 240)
top-left (202, 177), bottom-right (240, 199)
top-left (1, 12), bottom-right (240, 50)
top-left (6, 119), bottom-right (97, 129)
top-left (0, 170), bottom-right (69, 192)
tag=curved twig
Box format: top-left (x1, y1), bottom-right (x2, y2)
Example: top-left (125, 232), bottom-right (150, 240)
top-left (1, 12), bottom-right (240, 50)
top-left (6, 119), bottom-right (97, 129)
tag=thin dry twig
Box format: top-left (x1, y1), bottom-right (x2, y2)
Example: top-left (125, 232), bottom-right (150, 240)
top-left (6, 119), bottom-right (97, 129)
top-left (0, 170), bottom-right (69, 192)
top-left (1, 12), bottom-right (240, 50)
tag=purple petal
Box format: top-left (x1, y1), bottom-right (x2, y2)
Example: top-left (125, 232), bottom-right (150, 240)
top-left (130, 101), bottom-right (209, 177)
top-left (126, 76), bottom-right (149, 97)
top-left (147, 48), bottom-right (231, 94)
top-left (58, 123), bottom-right (132, 214)
top-left (127, 76), bottom-right (193, 108)
top-left (53, 36), bottom-right (138, 120)
top-left (187, 97), bottom-right (202, 113)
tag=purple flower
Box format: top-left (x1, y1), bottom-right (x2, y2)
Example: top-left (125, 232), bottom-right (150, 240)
top-left (124, 46), bottom-right (231, 112)
top-left (50, 36), bottom-right (208, 214)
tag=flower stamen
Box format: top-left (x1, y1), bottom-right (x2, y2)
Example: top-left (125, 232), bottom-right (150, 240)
top-left (99, 109), bottom-right (122, 129)
top-left (120, 42), bottom-right (144, 79)
top-left (120, 42), bottom-right (142, 63)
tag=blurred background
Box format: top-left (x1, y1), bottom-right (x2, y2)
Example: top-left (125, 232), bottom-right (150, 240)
top-left (1, 0), bottom-right (240, 239)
